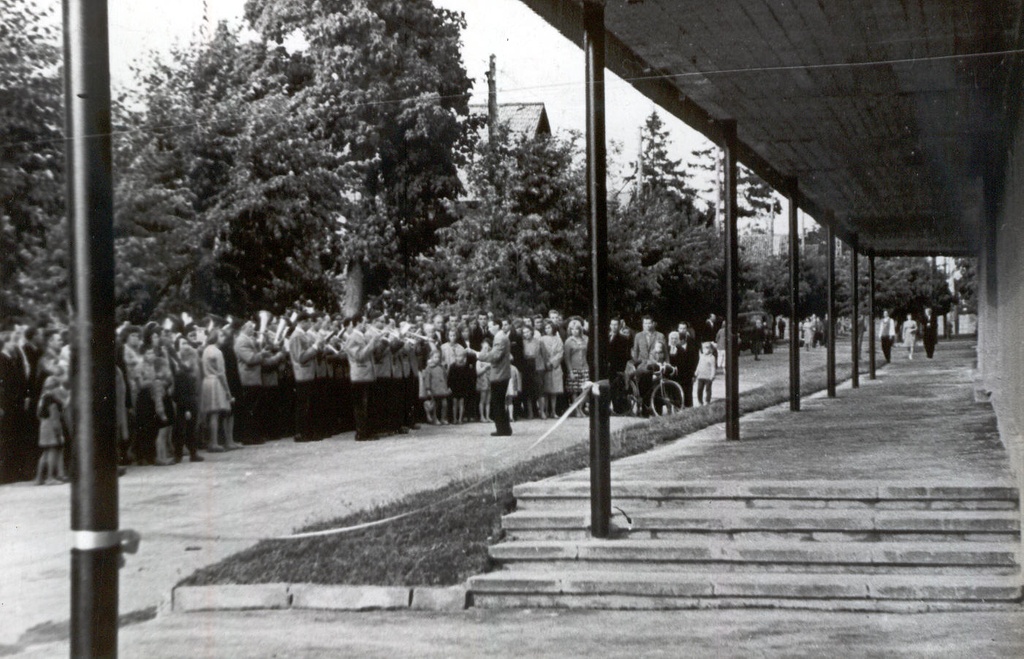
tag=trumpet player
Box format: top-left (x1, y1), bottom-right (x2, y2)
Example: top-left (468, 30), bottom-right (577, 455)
top-left (234, 320), bottom-right (269, 445)
top-left (345, 314), bottom-right (382, 441)
top-left (289, 312), bottom-right (320, 443)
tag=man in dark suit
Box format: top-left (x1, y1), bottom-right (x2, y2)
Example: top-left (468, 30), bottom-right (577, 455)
top-left (922, 307), bottom-right (939, 358)
top-left (608, 318), bottom-right (632, 375)
top-left (670, 325), bottom-right (700, 407)
top-left (0, 329), bottom-right (30, 483)
top-left (471, 319), bottom-right (512, 436)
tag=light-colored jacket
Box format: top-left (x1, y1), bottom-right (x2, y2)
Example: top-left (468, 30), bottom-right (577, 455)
top-left (345, 329), bottom-right (378, 383)
top-left (234, 333), bottom-right (263, 387)
top-left (476, 329), bottom-right (511, 382)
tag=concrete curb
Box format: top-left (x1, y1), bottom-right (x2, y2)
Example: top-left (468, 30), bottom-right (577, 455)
top-left (169, 583), bottom-right (468, 614)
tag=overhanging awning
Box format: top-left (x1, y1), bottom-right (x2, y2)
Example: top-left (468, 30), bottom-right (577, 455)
top-left (518, 0), bottom-right (1024, 256)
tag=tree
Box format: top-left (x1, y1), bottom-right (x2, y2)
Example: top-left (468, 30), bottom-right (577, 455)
top-left (243, 0), bottom-right (475, 313)
top-left (434, 128), bottom-right (589, 316)
top-left (0, 0), bottom-right (65, 319)
top-left (616, 111), bottom-right (720, 326)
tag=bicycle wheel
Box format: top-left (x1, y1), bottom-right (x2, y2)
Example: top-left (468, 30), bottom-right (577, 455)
top-left (626, 378), bottom-right (641, 416)
top-left (650, 379), bottom-right (685, 416)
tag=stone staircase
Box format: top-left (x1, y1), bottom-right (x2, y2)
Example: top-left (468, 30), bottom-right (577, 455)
top-left (468, 481), bottom-right (1023, 611)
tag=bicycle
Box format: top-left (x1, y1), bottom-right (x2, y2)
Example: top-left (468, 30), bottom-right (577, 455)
top-left (611, 369), bottom-right (641, 416)
top-left (648, 368), bottom-right (684, 417)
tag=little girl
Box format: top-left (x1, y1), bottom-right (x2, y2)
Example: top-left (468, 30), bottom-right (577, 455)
top-left (447, 347), bottom-right (472, 424)
top-left (35, 375), bottom-right (68, 485)
top-left (419, 352), bottom-right (451, 425)
top-left (695, 342), bottom-right (717, 405)
top-left (476, 341), bottom-right (492, 422)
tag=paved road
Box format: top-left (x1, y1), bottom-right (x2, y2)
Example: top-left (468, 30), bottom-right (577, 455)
top-left (15, 607), bottom-right (1024, 658)
top-left (1, 340), bottom-right (852, 651)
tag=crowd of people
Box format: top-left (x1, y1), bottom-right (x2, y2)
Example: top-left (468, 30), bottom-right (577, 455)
top-left (2, 302), bottom-right (943, 485)
top-left (0, 306), bottom-right (739, 484)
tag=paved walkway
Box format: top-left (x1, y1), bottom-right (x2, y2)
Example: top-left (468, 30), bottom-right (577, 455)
top-left (8, 338), bottom-right (1002, 657)
top-left (0, 340), bottom-right (846, 650)
top-left (553, 339), bottom-right (1012, 485)
top-left (14, 607), bottom-right (1024, 658)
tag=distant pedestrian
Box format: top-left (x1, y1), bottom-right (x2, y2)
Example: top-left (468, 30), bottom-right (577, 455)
top-left (901, 313), bottom-right (919, 360)
top-left (695, 342), bottom-right (716, 405)
top-left (878, 310), bottom-right (896, 363)
top-left (922, 307), bottom-right (939, 358)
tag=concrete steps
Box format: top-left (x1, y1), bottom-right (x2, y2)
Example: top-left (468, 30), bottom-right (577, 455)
top-left (468, 480), bottom-right (1022, 611)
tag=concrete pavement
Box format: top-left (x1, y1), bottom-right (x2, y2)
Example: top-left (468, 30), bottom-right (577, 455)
top-left (1, 340), bottom-right (850, 654)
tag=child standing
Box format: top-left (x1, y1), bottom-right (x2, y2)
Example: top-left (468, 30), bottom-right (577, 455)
top-left (35, 376), bottom-right (68, 485)
top-left (420, 352), bottom-right (451, 425)
top-left (476, 341), bottom-right (492, 422)
top-left (695, 342), bottom-right (716, 405)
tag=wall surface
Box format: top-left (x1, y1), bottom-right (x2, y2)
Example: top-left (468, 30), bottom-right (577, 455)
top-left (982, 109), bottom-right (1024, 494)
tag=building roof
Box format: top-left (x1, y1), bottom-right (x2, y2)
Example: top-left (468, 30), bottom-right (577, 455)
top-left (516, 0), bottom-right (1024, 256)
top-left (470, 102), bottom-right (552, 140)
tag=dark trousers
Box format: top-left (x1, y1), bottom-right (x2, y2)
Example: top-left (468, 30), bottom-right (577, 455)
top-left (697, 378), bottom-right (712, 404)
top-left (237, 386), bottom-right (261, 443)
top-left (924, 339), bottom-right (936, 358)
top-left (679, 376), bottom-right (694, 407)
top-left (489, 379), bottom-right (512, 435)
top-left (351, 381), bottom-right (372, 439)
top-left (173, 407), bottom-right (199, 459)
top-left (881, 336), bottom-right (894, 363)
top-left (294, 380), bottom-right (314, 440)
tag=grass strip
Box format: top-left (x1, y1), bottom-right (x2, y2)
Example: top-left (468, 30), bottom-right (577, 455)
top-left (180, 366), bottom-right (838, 588)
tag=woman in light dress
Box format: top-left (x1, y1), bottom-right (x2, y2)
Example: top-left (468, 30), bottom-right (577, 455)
top-left (539, 320), bottom-right (564, 419)
top-left (901, 313), bottom-right (919, 360)
top-left (201, 329), bottom-right (234, 452)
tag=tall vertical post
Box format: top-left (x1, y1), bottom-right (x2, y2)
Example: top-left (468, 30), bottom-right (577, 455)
top-left (583, 0), bottom-right (611, 539)
top-left (64, 1), bottom-right (120, 656)
top-left (787, 179), bottom-right (800, 411)
top-left (826, 224), bottom-right (837, 398)
top-left (850, 235), bottom-right (859, 389)
top-left (722, 120), bottom-right (740, 440)
top-left (868, 251), bottom-right (877, 379)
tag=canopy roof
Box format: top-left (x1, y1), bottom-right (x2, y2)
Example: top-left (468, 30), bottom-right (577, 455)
top-left (519, 0), bottom-right (1024, 255)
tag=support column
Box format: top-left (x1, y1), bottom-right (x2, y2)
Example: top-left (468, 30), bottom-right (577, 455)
top-left (722, 121), bottom-right (740, 440)
top-left (583, 0), bottom-right (611, 539)
top-left (850, 235), bottom-right (859, 389)
top-left (787, 179), bottom-right (800, 411)
top-left (826, 224), bottom-right (837, 397)
top-left (64, 1), bottom-right (120, 656)
top-left (868, 250), bottom-right (877, 380)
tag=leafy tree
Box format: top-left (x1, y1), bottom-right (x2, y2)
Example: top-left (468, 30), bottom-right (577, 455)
top-left (954, 257), bottom-right (976, 313)
top-left (434, 128), bottom-right (589, 316)
top-left (0, 0), bottom-right (65, 319)
top-left (616, 111), bottom-right (720, 326)
top-left (243, 0), bottom-right (475, 313)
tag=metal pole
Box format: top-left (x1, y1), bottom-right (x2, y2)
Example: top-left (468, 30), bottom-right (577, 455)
top-left (868, 251), bottom-right (877, 380)
top-left (722, 120), bottom-right (740, 440)
top-left (851, 235), bottom-right (859, 389)
top-left (64, 1), bottom-right (120, 656)
top-left (826, 224), bottom-right (837, 398)
top-left (584, 0), bottom-right (611, 539)
top-left (787, 179), bottom-right (800, 411)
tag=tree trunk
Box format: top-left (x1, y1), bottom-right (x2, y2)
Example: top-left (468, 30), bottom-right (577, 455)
top-left (342, 259), bottom-right (365, 317)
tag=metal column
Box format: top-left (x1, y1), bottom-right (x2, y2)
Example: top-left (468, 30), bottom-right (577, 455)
top-left (868, 251), bottom-right (877, 380)
top-left (850, 235), bottom-right (859, 389)
top-left (722, 121), bottom-right (740, 440)
top-left (787, 179), bottom-right (800, 411)
top-left (826, 224), bottom-right (837, 398)
top-left (583, 0), bottom-right (611, 539)
top-left (64, 1), bottom-right (120, 656)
